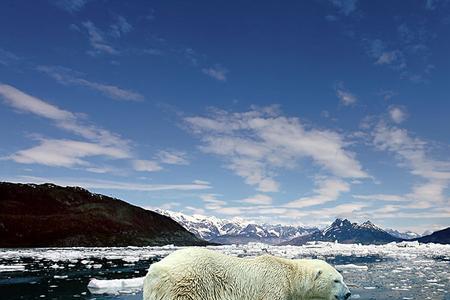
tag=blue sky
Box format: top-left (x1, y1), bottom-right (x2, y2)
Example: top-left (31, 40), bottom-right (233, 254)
top-left (1, 0), bottom-right (449, 232)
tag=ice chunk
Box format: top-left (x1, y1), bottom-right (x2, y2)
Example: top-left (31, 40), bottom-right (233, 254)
top-left (335, 264), bottom-right (368, 271)
top-left (0, 264), bottom-right (26, 272)
top-left (87, 277), bottom-right (145, 295)
top-left (396, 241), bottom-right (419, 248)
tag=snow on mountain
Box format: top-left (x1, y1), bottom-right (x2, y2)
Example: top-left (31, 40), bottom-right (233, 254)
top-left (155, 210), bottom-right (423, 246)
top-left (156, 209), bottom-right (318, 244)
top-left (284, 218), bottom-right (403, 245)
top-left (385, 228), bottom-right (421, 240)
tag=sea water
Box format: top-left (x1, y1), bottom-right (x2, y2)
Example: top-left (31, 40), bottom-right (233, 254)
top-left (0, 242), bottom-right (449, 299)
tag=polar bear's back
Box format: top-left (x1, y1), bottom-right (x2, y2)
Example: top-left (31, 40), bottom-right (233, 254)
top-left (143, 247), bottom-right (291, 300)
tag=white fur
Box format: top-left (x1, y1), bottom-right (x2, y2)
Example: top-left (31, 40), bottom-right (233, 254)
top-left (143, 247), bottom-right (350, 300)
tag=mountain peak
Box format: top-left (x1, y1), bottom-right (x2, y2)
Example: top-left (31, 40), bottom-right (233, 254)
top-left (359, 220), bottom-right (384, 231)
top-left (159, 210), bottom-right (318, 244)
top-left (285, 218), bottom-right (402, 245)
top-left (361, 220), bottom-right (375, 227)
top-left (330, 218), bottom-right (352, 227)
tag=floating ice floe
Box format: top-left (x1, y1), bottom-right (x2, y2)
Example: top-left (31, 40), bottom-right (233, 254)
top-left (87, 277), bottom-right (145, 295)
top-left (335, 264), bottom-right (368, 271)
top-left (0, 241), bottom-right (449, 264)
top-left (0, 264), bottom-right (26, 272)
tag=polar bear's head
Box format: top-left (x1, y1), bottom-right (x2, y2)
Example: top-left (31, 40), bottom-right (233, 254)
top-left (292, 259), bottom-right (351, 300)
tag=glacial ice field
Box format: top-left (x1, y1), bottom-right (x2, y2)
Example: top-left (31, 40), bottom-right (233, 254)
top-left (0, 241), bottom-right (449, 300)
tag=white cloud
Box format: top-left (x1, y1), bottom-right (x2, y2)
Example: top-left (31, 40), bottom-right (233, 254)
top-left (335, 82), bottom-right (357, 106)
top-left (0, 83), bottom-right (74, 120)
top-left (0, 48), bottom-right (20, 66)
top-left (337, 89), bottom-right (357, 106)
top-left (0, 83), bottom-right (129, 149)
top-left (284, 178), bottom-right (350, 208)
top-left (202, 65), bottom-right (228, 81)
top-left (110, 16), bottom-right (132, 38)
top-left (366, 39), bottom-right (406, 71)
top-left (157, 150), bottom-right (189, 165)
top-left (6, 176), bottom-right (212, 192)
top-left (241, 194), bottom-right (273, 205)
top-left (193, 180), bottom-right (210, 185)
top-left (379, 89), bottom-right (397, 101)
top-left (0, 84), bottom-right (190, 176)
top-left (186, 107), bottom-right (367, 192)
top-left (200, 194), bottom-right (227, 210)
top-left (9, 139), bottom-right (129, 168)
top-left (308, 202), bottom-right (368, 219)
top-left (388, 105), bottom-right (407, 124)
top-left (375, 50), bottom-right (402, 65)
top-left (37, 65), bottom-right (144, 101)
top-left (132, 160), bottom-right (163, 172)
top-left (214, 206), bottom-right (244, 215)
top-left (373, 121), bottom-right (450, 205)
top-left (82, 21), bottom-right (119, 55)
top-left (352, 194), bottom-right (408, 202)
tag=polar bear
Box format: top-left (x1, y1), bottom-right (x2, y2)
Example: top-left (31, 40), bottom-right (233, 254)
top-left (143, 247), bottom-right (351, 300)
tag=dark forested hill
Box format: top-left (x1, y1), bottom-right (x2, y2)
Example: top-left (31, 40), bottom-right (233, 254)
top-left (0, 182), bottom-right (208, 247)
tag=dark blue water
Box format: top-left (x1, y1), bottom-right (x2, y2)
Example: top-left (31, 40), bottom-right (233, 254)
top-left (0, 256), bottom-right (153, 299)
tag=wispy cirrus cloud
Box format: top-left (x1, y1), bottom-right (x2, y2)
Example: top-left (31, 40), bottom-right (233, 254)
top-left (285, 178), bottom-right (350, 208)
top-left (131, 150), bottom-right (189, 172)
top-left (0, 83), bottom-right (132, 169)
top-left (335, 82), bottom-right (357, 106)
top-left (200, 194), bottom-right (227, 210)
top-left (241, 194), bottom-right (273, 205)
top-left (388, 105), bottom-right (408, 124)
top-left (185, 106), bottom-right (368, 192)
top-left (37, 65), bottom-right (144, 101)
top-left (110, 15), bottom-right (132, 38)
top-left (352, 194), bottom-right (409, 202)
top-left (0, 83), bottom-right (190, 175)
top-left (0, 48), bottom-right (20, 66)
top-left (6, 176), bottom-right (211, 192)
top-left (202, 65), bottom-right (228, 81)
top-left (9, 138), bottom-right (130, 168)
top-left (372, 120), bottom-right (450, 205)
top-left (363, 22), bottom-right (434, 83)
top-left (132, 159), bottom-right (162, 172)
top-left (157, 150), bottom-right (189, 165)
top-left (366, 39), bottom-right (406, 71)
top-left (0, 83), bottom-right (129, 148)
top-left (82, 21), bottom-right (119, 55)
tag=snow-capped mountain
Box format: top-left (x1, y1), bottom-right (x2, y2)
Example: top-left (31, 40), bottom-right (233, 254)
top-left (282, 218), bottom-right (402, 245)
top-left (156, 209), bottom-right (318, 244)
top-left (385, 228), bottom-right (421, 240)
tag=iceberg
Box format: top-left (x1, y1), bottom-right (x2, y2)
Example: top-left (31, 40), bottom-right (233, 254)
top-left (87, 277), bottom-right (145, 295)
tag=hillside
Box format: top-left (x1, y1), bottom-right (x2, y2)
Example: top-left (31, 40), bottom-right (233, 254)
top-left (416, 227), bottom-right (450, 244)
top-left (0, 182), bottom-right (207, 247)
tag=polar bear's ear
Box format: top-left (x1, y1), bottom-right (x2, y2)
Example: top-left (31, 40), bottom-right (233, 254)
top-left (314, 269), bottom-right (322, 281)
